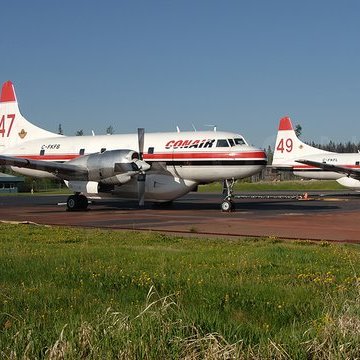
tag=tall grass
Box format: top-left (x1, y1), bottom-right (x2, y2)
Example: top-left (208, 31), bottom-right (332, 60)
top-left (0, 224), bottom-right (359, 359)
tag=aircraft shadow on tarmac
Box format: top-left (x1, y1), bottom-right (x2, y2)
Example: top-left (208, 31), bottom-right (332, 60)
top-left (88, 199), bottom-right (340, 213)
top-left (3, 195), bottom-right (340, 214)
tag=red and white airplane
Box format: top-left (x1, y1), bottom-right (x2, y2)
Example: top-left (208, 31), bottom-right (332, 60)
top-left (0, 80), bottom-right (267, 211)
top-left (273, 116), bottom-right (360, 190)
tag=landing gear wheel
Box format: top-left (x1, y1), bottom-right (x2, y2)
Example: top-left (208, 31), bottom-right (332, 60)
top-left (78, 195), bottom-right (89, 210)
top-left (221, 200), bottom-right (233, 212)
top-left (66, 194), bottom-right (88, 211)
top-left (221, 178), bottom-right (236, 212)
top-left (67, 195), bottom-right (78, 211)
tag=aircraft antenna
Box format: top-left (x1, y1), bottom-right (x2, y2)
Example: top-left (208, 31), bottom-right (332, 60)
top-left (204, 124), bottom-right (217, 132)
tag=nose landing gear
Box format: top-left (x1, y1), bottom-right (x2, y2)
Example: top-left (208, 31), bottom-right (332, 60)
top-left (221, 178), bottom-right (236, 212)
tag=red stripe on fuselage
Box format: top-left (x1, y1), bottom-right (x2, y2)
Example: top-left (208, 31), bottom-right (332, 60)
top-left (13, 151), bottom-right (266, 162)
top-left (144, 151), bottom-right (266, 160)
top-left (293, 165), bottom-right (360, 169)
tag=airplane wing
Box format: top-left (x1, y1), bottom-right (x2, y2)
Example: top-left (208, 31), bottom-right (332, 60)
top-left (296, 159), bottom-right (360, 179)
top-left (0, 154), bottom-right (88, 180)
top-left (0, 150), bottom-right (151, 182)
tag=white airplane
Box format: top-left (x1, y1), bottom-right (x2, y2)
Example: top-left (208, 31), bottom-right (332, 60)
top-left (0, 80), bottom-right (267, 211)
top-left (272, 116), bottom-right (360, 190)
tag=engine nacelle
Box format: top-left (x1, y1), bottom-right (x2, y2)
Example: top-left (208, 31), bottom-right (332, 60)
top-left (336, 176), bottom-right (360, 190)
top-left (68, 149), bottom-right (149, 184)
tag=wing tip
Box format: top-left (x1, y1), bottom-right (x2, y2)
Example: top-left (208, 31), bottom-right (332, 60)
top-left (0, 80), bottom-right (17, 103)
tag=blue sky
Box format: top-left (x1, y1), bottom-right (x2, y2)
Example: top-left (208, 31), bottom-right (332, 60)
top-left (1, 1), bottom-right (360, 148)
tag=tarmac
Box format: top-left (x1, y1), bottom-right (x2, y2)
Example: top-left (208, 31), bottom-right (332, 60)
top-left (0, 191), bottom-right (360, 243)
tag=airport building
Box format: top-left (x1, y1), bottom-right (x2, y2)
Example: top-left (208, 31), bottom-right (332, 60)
top-left (0, 172), bottom-right (24, 193)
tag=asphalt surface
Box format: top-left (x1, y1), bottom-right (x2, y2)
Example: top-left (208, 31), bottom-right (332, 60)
top-left (0, 191), bottom-right (360, 242)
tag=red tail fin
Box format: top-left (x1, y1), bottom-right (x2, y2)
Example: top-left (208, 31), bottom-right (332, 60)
top-left (0, 81), bottom-right (16, 103)
top-left (278, 116), bottom-right (293, 131)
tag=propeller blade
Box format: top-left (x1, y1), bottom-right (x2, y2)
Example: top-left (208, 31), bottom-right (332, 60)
top-left (137, 128), bottom-right (146, 207)
top-left (137, 173), bottom-right (146, 207)
top-left (138, 128), bottom-right (145, 160)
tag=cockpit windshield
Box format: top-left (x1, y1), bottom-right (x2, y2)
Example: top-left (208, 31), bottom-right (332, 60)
top-left (228, 139), bottom-right (235, 147)
top-left (216, 139), bottom-right (230, 147)
top-left (234, 137), bottom-right (246, 146)
top-left (216, 137), bottom-right (247, 147)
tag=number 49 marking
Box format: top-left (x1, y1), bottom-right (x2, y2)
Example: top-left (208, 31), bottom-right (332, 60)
top-left (0, 114), bottom-right (15, 137)
top-left (276, 138), bottom-right (293, 153)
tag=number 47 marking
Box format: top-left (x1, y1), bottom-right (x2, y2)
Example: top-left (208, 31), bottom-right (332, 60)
top-left (0, 114), bottom-right (15, 137)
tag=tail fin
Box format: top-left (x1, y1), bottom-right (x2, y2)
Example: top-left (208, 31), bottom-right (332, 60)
top-left (0, 81), bottom-right (61, 152)
top-left (272, 116), bottom-right (329, 167)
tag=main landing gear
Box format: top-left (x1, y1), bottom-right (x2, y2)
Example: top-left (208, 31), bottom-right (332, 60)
top-left (221, 178), bottom-right (236, 212)
top-left (66, 193), bottom-right (89, 211)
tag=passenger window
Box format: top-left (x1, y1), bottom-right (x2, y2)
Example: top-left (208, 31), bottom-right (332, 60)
top-left (216, 139), bottom-right (229, 147)
top-left (356, 161), bottom-right (360, 166)
top-left (148, 147), bottom-right (154, 154)
top-left (40, 149), bottom-right (45, 156)
top-left (100, 148), bottom-right (106, 153)
top-left (79, 148), bottom-right (85, 155)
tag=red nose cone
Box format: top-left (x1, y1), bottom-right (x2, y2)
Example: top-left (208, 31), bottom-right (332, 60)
top-left (278, 117), bottom-right (293, 131)
top-left (0, 81), bottom-right (16, 103)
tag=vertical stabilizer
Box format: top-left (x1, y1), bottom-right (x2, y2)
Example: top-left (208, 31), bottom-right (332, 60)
top-left (0, 81), bottom-right (61, 152)
top-left (272, 116), bottom-right (329, 167)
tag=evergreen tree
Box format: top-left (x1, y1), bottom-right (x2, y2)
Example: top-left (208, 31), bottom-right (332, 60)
top-left (294, 124), bottom-right (302, 138)
top-left (106, 125), bottom-right (114, 135)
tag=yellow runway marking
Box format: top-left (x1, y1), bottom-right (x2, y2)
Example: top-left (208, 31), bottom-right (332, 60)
top-left (319, 198), bottom-right (349, 202)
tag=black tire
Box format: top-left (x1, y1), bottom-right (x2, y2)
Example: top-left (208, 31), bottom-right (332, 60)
top-left (67, 194), bottom-right (88, 211)
top-left (67, 195), bottom-right (78, 211)
top-left (221, 200), bottom-right (232, 212)
top-left (79, 195), bottom-right (88, 210)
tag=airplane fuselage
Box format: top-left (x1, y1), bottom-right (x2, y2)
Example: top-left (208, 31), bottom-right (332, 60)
top-left (3, 131), bottom-right (266, 201)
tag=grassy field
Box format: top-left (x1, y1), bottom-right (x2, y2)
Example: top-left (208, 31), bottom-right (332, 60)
top-left (0, 180), bottom-right (345, 196)
top-left (199, 180), bottom-right (344, 192)
top-left (1, 224), bottom-right (359, 359)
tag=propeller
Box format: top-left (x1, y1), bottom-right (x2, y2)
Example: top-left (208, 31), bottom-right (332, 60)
top-left (137, 128), bottom-right (146, 207)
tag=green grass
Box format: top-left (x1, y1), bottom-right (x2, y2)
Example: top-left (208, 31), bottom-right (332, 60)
top-left (0, 188), bottom-right (72, 196)
top-left (199, 180), bottom-right (344, 192)
top-left (0, 180), bottom-right (345, 197)
top-left (0, 224), bottom-right (359, 359)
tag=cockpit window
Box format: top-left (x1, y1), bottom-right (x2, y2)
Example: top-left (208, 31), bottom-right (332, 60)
top-left (216, 139), bottom-right (230, 147)
top-left (228, 139), bottom-right (235, 147)
top-left (234, 137), bottom-right (246, 145)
